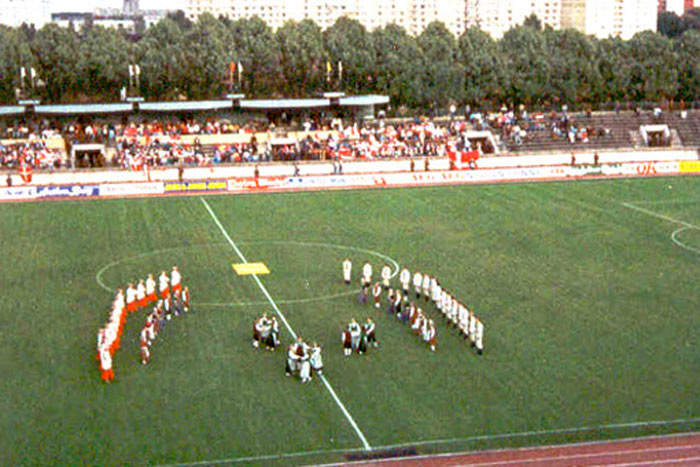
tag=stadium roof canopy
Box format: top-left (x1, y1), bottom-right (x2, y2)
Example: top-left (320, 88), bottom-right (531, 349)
top-left (35, 103), bottom-right (133, 115)
top-left (140, 101), bottom-right (232, 112)
top-left (0, 106), bottom-right (28, 116)
top-left (0, 95), bottom-right (389, 117)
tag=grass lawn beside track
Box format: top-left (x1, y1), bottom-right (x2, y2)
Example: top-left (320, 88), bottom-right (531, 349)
top-left (0, 176), bottom-right (698, 465)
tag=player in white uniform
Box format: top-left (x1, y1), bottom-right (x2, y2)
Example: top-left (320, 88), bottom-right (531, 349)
top-left (285, 344), bottom-right (299, 376)
top-left (145, 274), bottom-right (157, 304)
top-left (290, 337), bottom-right (311, 383)
top-left (125, 283), bottom-right (137, 314)
top-left (422, 273), bottom-right (431, 301)
top-left (343, 258), bottom-right (352, 285)
top-left (363, 317), bottom-right (378, 348)
top-left (458, 304), bottom-right (469, 338)
top-left (348, 319), bottom-right (362, 353)
top-left (412, 271), bottom-right (422, 299)
top-left (450, 299), bottom-right (460, 327)
top-left (158, 271), bottom-right (170, 299)
top-left (475, 319), bottom-right (484, 354)
top-left (422, 318), bottom-right (437, 351)
top-left (171, 266), bottom-right (182, 294)
top-left (431, 277), bottom-right (440, 304)
top-left (310, 343), bottom-right (323, 375)
top-left (469, 312), bottom-right (477, 347)
top-left (136, 280), bottom-right (147, 309)
top-left (381, 264), bottom-right (391, 290)
top-left (361, 262), bottom-right (372, 288)
top-left (99, 348), bottom-right (114, 383)
top-left (399, 267), bottom-right (410, 294)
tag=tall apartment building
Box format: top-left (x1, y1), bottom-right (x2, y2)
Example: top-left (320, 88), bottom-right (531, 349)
top-left (185, 0), bottom-right (466, 36)
top-left (465, 0), bottom-right (562, 39)
top-left (466, 0), bottom-right (657, 40)
top-left (0, 0), bottom-right (50, 27)
top-left (561, 0), bottom-right (657, 39)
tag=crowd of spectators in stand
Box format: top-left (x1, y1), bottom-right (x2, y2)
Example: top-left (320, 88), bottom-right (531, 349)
top-left (1, 124), bottom-right (64, 169)
top-left (112, 117), bottom-right (464, 169)
top-left (485, 106), bottom-right (614, 149)
top-left (2, 114), bottom-right (501, 171)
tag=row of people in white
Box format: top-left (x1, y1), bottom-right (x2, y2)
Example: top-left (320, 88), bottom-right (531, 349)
top-left (342, 259), bottom-right (393, 291)
top-left (435, 286), bottom-right (483, 354)
top-left (346, 260), bottom-right (485, 354)
top-left (252, 313), bottom-right (280, 351)
top-left (342, 318), bottom-right (378, 356)
top-left (285, 337), bottom-right (323, 383)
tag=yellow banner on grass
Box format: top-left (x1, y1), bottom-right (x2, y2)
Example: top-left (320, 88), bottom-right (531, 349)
top-left (233, 262), bottom-right (270, 275)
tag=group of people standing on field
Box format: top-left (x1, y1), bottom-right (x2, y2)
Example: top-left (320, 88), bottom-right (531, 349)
top-left (139, 268), bottom-right (191, 365)
top-left (344, 258), bottom-right (484, 355)
top-left (97, 266), bottom-right (190, 382)
top-left (341, 317), bottom-right (378, 356)
top-left (251, 312), bottom-right (323, 384)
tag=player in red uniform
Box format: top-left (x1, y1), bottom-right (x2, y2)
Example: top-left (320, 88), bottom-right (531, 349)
top-left (158, 270), bottom-right (170, 299)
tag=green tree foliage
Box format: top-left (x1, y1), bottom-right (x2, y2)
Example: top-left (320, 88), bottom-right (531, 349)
top-left (674, 29), bottom-right (700, 102)
top-left (0, 26), bottom-right (34, 102)
top-left (0, 14), bottom-right (698, 108)
top-left (30, 24), bottom-right (81, 102)
top-left (227, 17), bottom-right (281, 97)
top-left (416, 22), bottom-right (464, 109)
top-left (182, 13), bottom-right (229, 99)
top-left (627, 31), bottom-right (678, 101)
top-left (324, 17), bottom-right (375, 93)
top-left (136, 17), bottom-right (189, 100)
top-left (78, 26), bottom-right (130, 101)
top-left (276, 19), bottom-right (326, 96)
top-left (458, 28), bottom-right (504, 106)
top-left (500, 24), bottom-right (550, 106)
top-left (371, 23), bottom-right (423, 108)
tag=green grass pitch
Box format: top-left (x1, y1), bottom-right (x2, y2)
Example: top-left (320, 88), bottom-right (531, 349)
top-left (1, 177), bottom-right (699, 465)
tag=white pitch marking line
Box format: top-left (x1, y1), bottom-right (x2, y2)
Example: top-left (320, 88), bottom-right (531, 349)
top-left (621, 202), bottom-right (700, 230)
top-left (200, 197), bottom-right (372, 451)
top-left (459, 445), bottom-right (700, 467)
top-left (671, 227), bottom-right (700, 255)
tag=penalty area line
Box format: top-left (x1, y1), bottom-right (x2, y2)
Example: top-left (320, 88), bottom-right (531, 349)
top-left (199, 197), bottom-right (372, 452)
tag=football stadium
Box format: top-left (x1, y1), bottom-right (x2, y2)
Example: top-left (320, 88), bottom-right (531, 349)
top-left (2, 4), bottom-right (700, 466)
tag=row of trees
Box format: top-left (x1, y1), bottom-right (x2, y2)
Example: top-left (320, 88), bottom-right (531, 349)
top-left (0, 12), bottom-right (699, 110)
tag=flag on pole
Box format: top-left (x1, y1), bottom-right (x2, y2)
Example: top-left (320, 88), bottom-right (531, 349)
top-left (19, 164), bottom-right (32, 183)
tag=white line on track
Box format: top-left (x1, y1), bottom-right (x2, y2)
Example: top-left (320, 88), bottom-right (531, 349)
top-left (157, 419), bottom-right (700, 466)
top-left (199, 197), bottom-right (372, 451)
top-left (458, 444), bottom-right (700, 467)
top-left (602, 456), bottom-right (700, 467)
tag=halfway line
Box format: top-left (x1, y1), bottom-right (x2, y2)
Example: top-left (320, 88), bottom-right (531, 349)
top-left (199, 197), bottom-right (372, 451)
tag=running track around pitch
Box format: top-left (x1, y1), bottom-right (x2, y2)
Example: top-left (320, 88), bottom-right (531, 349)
top-left (340, 432), bottom-right (700, 466)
